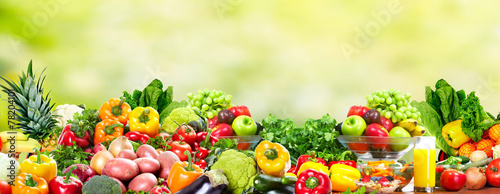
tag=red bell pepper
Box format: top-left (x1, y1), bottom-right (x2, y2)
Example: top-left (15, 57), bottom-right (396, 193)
top-left (149, 186), bottom-right (171, 194)
top-left (211, 123), bottom-right (233, 138)
top-left (57, 124), bottom-right (92, 148)
top-left (125, 131), bottom-right (150, 144)
top-left (327, 151), bottom-right (357, 168)
top-left (48, 166), bottom-right (83, 194)
top-left (294, 151), bottom-right (327, 174)
top-left (295, 169), bottom-right (332, 194)
top-left (169, 141), bottom-right (192, 161)
top-left (288, 164), bottom-right (296, 173)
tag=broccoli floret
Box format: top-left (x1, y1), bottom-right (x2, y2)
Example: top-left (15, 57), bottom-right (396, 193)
top-left (210, 149), bottom-right (258, 194)
top-left (161, 107), bottom-right (200, 133)
top-left (82, 175), bottom-right (122, 194)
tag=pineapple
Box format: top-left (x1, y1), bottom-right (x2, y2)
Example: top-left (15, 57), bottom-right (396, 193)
top-left (0, 60), bottom-right (58, 148)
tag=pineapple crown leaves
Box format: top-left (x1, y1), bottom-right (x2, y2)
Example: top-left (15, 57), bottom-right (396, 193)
top-left (0, 60), bottom-right (58, 140)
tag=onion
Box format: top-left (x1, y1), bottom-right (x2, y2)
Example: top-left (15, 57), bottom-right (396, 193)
top-left (108, 136), bottom-right (134, 157)
top-left (465, 167), bottom-right (487, 190)
top-left (90, 150), bottom-right (114, 175)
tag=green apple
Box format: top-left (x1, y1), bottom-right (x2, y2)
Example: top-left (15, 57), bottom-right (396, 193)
top-left (232, 115), bottom-right (257, 136)
top-left (341, 115), bottom-right (367, 136)
top-left (389, 126), bottom-right (411, 151)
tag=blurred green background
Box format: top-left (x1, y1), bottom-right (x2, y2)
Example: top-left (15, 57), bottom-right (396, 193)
top-left (1, 0), bottom-right (500, 129)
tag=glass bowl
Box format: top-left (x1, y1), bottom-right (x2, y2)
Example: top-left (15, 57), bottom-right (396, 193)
top-left (337, 135), bottom-right (417, 160)
top-left (358, 161), bottom-right (414, 192)
top-left (219, 135), bottom-right (261, 150)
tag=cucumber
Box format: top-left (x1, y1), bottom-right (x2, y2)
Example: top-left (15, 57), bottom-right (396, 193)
top-left (456, 156), bottom-right (469, 164)
top-left (254, 174), bottom-right (294, 192)
top-left (280, 175), bottom-right (297, 185)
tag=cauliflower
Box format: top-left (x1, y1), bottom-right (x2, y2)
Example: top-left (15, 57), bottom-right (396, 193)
top-left (0, 153), bottom-right (20, 183)
top-left (211, 149), bottom-right (258, 194)
top-left (52, 104), bottom-right (84, 128)
top-left (161, 107), bottom-right (200, 133)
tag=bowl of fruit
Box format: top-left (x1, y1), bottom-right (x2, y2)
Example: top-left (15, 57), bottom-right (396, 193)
top-left (357, 160), bottom-right (414, 192)
top-left (337, 135), bottom-right (417, 160)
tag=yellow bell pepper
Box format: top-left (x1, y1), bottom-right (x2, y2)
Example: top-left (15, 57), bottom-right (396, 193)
top-left (20, 148), bottom-right (57, 183)
top-left (12, 173), bottom-right (49, 194)
top-left (329, 163), bottom-right (361, 192)
top-left (255, 140), bottom-right (291, 177)
top-left (129, 107), bottom-right (160, 138)
top-left (442, 120), bottom-right (471, 148)
top-left (296, 161), bottom-right (330, 177)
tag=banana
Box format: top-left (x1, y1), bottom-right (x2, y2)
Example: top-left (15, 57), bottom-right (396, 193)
top-left (0, 130), bottom-right (28, 143)
top-left (410, 125), bottom-right (427, 136)
top-left (1, 138), bottom-right (41, 153)
top-left (397, 119), bottom-right (418, 132)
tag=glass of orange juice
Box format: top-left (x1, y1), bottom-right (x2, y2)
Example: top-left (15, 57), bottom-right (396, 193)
top-left (414, 136), bottom-right (436, 192)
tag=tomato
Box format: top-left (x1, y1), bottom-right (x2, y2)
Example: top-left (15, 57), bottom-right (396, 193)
top-left (149, 186), bottom-right (171, 194)
top-left (436, 165), bottom-right (444, 173)
top-left (173, 125), bottom-right (196, 145)
top-left (486, 158), bottom-right (500, 187)
top-left (440, 169), bottom-right (466, 191)
top-left (169, 141), bottom-right (192, 161)
top-left (0, 180), bottom-right (12, 194)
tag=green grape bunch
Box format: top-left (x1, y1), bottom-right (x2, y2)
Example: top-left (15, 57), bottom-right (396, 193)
top-left (366, 89), bottom-right (421, 124)
top-left (187, 88), bottom-right (233, 119)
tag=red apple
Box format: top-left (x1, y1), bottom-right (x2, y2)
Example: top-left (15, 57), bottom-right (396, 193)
top-left (347, 105), bottom-right (370, 117)
top-left (229, 105), bottom-right (252, 117)
top-left (440, 169), bottom-right (466, 191)
top-left (378, 116), bottom-right (394, 132)
top-left (364, 123), bottom-right (389, 149)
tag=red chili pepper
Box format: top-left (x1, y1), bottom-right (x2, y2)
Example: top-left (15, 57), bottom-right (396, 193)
top-left (295, 169), bottom-right (331, 194)
top-left (294, 151), bottom-right (327, 174)
top-left (169, 141), bottom-right (192, 161)
top-left (125, 131), bottom-right (150, 144)
top-left (57, 124), bottom-right (92, 148)
top-left (327, 151), bottom-right (357, 168)
top-left (48, 166), bottom-right (83, 194)
top-left (149, 186), bottom-right (171, 194)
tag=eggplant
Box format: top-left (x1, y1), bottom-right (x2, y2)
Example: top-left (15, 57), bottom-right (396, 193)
top-left (175, 169), bottom-right (228, 194)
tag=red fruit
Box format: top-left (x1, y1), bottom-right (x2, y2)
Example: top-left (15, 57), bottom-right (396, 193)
top-left (347, 105), bottom-right (370, 117)
top-left (436, 165), bottom-right (444, 173)
top-left (211, 123), bottom-right (234, 137)
top-left (208, 116), bottom-right (219, 129)
top-left (361, 175), bottom-right (371, 183)
top-left (440, 169), bottom-right (466, 191)
top-left (378, 177), bottom-right (390, 187)
top-left (364, 123), bottom-right (389, 149)
top-left (378, 116), bottom-right (394, 132)
top-left (229, 105), bottom-right (252, 117)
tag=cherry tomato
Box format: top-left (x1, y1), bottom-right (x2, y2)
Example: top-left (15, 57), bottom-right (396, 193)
top-left (486, 158), bottom-right (500, 187)
top-left (149, 186), bottom-right (171, 194)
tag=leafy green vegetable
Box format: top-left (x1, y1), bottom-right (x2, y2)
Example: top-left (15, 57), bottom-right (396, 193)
top-left (44, 144), bottom-right (92, 175)
top-left (411, 100), bottom-right (454, 155)
top-left (459, 92), bottom-right (500, 142)
top-left (67, 109), bottom-right (100, 141)
top-left (121, 79), bottom-right (174, 118)
top-left (437, 156), bottom-right (463, 165)
top-left (159, 100), bottom-right (188, 123)
top-left (342, 186), bottom-right (377, 194)
top-left (146, 135), bottom-right (170, 150)
top-left (259, 114), bottom-right (353, 161)
top-left (425, 79), bottom-right (465, 124)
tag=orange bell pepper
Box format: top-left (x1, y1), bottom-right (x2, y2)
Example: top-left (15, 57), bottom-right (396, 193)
top-left (99, 97), bottom-right (131, 125)
top-left (13, 173), bottom-right (49, 194)
top-left (167, 150), bottom-right (203, 193)
top-left (94, 119), bottom-right (124, 145)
